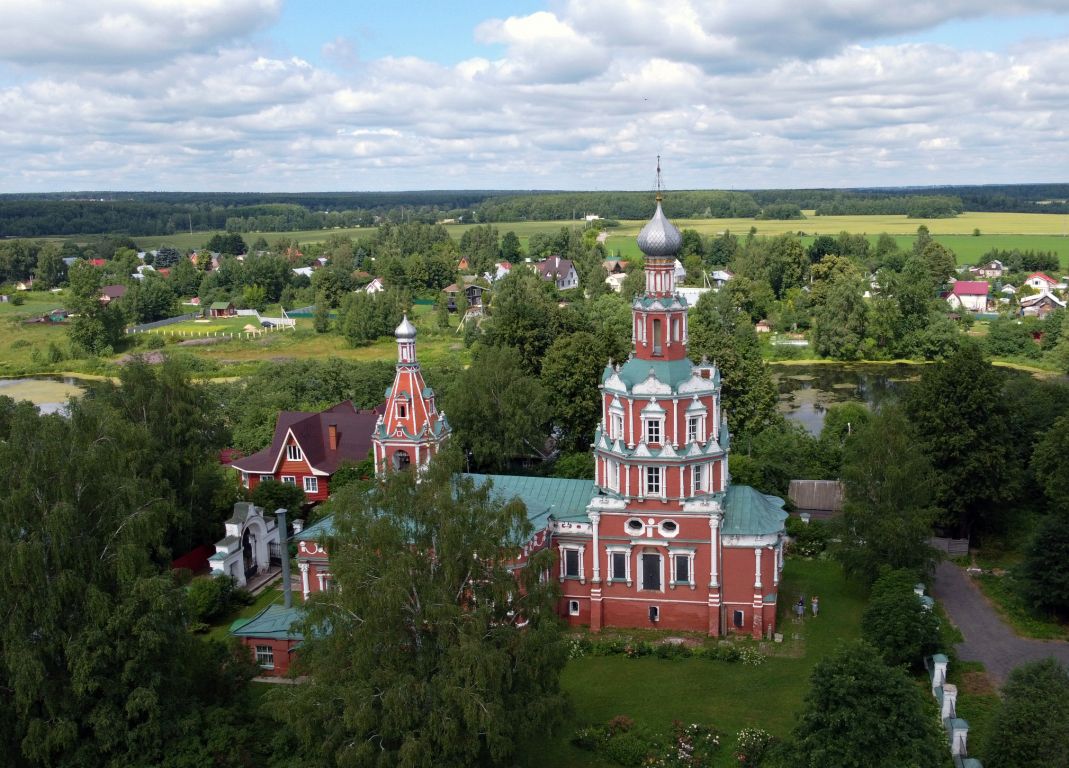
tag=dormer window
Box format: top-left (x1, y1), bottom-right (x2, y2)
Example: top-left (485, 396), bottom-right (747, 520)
top-left (396, 401), bottom-right (407, 419)
top-left (287, 444), bottom-right (302, 461)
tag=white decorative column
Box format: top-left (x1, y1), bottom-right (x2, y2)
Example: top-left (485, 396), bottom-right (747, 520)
top-left (708, 516), bottom-right (720, 587)
top-left (754, 547), bottom-right (763, 590)
top-left (299, 562), bottom-right (310, 600)
top-left (589, 511), bottom-right (602, 584)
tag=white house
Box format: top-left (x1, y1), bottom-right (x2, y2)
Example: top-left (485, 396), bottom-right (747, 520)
top-left (536, 256), bottom-right (579, 290)
top-left (292, 266), bottom-right (314, 278)
top-left (673, 259), bottom-right (687, 281)
top-left (946, 281), bottom-right (990, 313)
top-left (605, 272), bottom-right (627, 293)
top-left (364, 277), bottom-right (385, 294)
top-left (1025, 272), bottom-right (1058, 292)
top-left (710, 270), bottom-right (734, 289)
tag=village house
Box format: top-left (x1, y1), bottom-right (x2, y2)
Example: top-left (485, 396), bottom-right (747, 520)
top-left (208, 301), bottom-right (236, 317)
top-left (443, 276), bottom-right (485, 311)
top-left (488, 261), bottom-right (512, 282)
top-left (603, 259), bottom-right (628, 274)
top-left (1024, 272), bottom-right (1058, 292)
top-left (227, 401), bottom-right (382, 503)
top-left (1019, 292), bottom-right (1066, 318)
top-left (710, 270), bottom-right (734, 289)
top-left (536, 255), bottom-right (579, 290)
top-left (363, 277), bottom-right (385, 294)
top-left (99, 284), bottom-right (127, 304)
top-left (946, 281), bottom-right (990, 313)
top-left (975, 259), bottom-right (1004, 279)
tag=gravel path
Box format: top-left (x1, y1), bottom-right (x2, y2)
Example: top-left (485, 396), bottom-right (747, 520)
top-left (931, 560), bottom-right (1069, 686)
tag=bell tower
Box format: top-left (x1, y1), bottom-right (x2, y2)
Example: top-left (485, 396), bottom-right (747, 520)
top-left (372, 315), bottom-right (451, 474)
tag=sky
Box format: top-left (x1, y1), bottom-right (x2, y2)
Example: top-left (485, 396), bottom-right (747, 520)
top-left (1, 1), bottom-right (1068, 192)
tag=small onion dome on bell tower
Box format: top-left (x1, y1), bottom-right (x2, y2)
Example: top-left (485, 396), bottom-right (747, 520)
top-left (636, 201), bottom-right (682, 258)
top-left (395, 314), bottom-right (417, 364)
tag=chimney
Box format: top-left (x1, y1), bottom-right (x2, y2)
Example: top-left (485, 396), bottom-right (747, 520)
top-left (276, 508), bottom-right (293, 609)
top-left (328, 424), bottom-right (338, 451)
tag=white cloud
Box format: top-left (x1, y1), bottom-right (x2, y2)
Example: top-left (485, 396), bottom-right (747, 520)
top-left (0, 1), bottom-right (1068, 190)
top-left (0, 0), bottom-right (281, 66)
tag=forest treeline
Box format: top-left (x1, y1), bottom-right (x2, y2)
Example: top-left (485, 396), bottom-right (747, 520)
top-left (2, 183), bottom-right (1068, 237)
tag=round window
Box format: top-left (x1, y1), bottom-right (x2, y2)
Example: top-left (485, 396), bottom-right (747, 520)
top-left (625, 518), bottom-right (644, 534)
top-left (659, 520), bottom-right (679, 537)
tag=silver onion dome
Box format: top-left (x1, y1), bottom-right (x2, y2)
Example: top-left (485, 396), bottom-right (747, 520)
top-left (395, 314), bottom-right (417, 341)
top-left (636, 201), bottom-right (682, 258)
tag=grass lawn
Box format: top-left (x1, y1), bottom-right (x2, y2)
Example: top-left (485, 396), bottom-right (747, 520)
top-left (537, 558), bottom-right (868, 767)
top-left (207, 587), bottom-right (286, 642)
top-left (972, 572), bottom-right (1069, 641)
top-left (949, 660), bottom-right (1000, 765)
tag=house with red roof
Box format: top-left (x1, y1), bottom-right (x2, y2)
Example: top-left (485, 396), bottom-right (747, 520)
top-left (88, 258), bottom-right (107, 267)
top-left (946, 281), bottom-right (990, 313)
top-left (1025, 272), bottom-right (1058, 292)
top-left (228, 401), bottom-right (382, 502)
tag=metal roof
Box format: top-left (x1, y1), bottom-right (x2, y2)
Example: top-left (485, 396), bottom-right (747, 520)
top-left (637, 201), bottom-right (682, 258)
top-left (230, 603), bottom-right (304, 640)
top-left (722, 485), bottom-right (788, 536)
top-left (465, 473), bottom-right (596, 528)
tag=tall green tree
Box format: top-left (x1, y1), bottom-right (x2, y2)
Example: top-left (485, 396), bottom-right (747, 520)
top-left (481, 271), bottom-right (558, 374)
top-left (689, 290), bottom-right (778, 439)
top-left (66, 260), bottom-right (125, 355)
top-left (836, 405), bottom-right (939, 584)
top-left (444, 345), bottom-right (551, 471)
top-left (792, 641), bottom-right (946, 768)
top-left (985, 659), bottom-right (1069, 768)
top-left (0, 396), bottom-right (258, 768)
top-left (904, 343), bottom-right (1012, 537)
top-left (1018, 508), bottom-right (1069, 618)
top-left (34, 243), bottom-right (67, 288)
top-left (284, 454), bottom-right (567, 767)
top-left (540, 331), bottom-right (607, 452)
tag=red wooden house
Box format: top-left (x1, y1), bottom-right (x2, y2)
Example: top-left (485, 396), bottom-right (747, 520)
top-left (229, 401), bottom-right (381, 503)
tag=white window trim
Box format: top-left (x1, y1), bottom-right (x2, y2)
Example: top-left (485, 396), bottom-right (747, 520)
top-left (637, 550), bottom-right (664, 593)
top-left (286, 444), bottom-right (302, 461)
top-left (558, 544), bottom-right (586, 582)
top-left (606, 546), bottom-right (632, 585)
top-left (396, 400), bottom-right (407, 419)
top-left (611, 412), bottom-right (624, 441)
top-left (645, 466), bottom-right (663, 498)
top-left (260, 473), bottom-right (272, 483)
top-left (606, 458), bottom-right (619, 492)
top-left (303, 476), bottom-right (319, 493)
top-left (692, 463), bottom-right (706, 495)
top-left (568, 599), bottom-right (580, 616)
top-left (241, 471), bottom-right (249, 488)
top-left (644, 417), bottom-right (662, 444)
top-left (658, 519), bottom-right (680, 538)
top-left (255, 645), bottom-right (275, 669)
top-left (669, 548), bottom-right (697, 588)
top-left (281, 475), bottom-right (296, 485)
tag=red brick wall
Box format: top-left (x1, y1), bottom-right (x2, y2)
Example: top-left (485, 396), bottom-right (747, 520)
top-left (240, 637), bottom-right (299, 677)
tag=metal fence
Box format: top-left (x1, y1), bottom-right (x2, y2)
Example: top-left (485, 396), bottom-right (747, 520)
top-left (125, 312), bottom-right (199, 333)
top-left (930, 537), bottom-right (970, 557)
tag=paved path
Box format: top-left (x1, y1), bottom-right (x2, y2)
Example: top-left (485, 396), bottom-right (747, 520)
top-left (931, 560), bottom-right (1069, 686)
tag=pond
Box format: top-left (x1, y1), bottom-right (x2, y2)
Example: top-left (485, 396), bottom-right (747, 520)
top-left (0, 376), bottom-right (91, 414)
top-left (771, 363), bottom-right (924, 435)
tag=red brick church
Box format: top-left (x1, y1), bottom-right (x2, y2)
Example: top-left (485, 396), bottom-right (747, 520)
top-left (232, 183), bottom-right (787, 672)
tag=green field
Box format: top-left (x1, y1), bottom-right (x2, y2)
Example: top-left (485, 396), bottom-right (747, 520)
top-left (540, 558), bottom-right (870, 767)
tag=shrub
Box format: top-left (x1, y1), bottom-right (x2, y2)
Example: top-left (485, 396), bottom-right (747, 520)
top-left (861, 569), bottom-right (940, 669)
top-left (145, 334), bottom-right (166, 349)
top-left (739, 646), bottom-right (766, 667)
top-left (186, 575), bottom-right (237, 624)
top-left (715, 642), bottom-right (741, 663)
top-left (602, 731), bottom-right (657, 766)
top-left (734, 728), bottom-right (774, 767)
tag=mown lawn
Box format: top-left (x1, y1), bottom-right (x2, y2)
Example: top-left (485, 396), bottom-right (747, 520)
top-left (536, 558), bottom-right (868, 767)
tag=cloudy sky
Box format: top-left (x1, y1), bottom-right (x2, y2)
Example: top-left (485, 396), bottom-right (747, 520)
top-left (2, 0), bottom-right (1068, 192)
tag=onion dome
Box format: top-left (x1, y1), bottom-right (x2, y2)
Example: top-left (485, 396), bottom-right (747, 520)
top-left (395, 314), bottom-right (417, 341)
top-left (636, 201), bottom-right (682, 258)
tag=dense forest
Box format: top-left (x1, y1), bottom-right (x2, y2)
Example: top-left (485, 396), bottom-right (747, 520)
top-left (1, 183), bottom-right (1068, 238)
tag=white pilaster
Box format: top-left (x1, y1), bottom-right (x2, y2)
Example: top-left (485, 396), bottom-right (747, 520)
top-left (589, 511), bottom-right (602, 584)
top-left (709, 516), bottom-right (720, 588)
top-left (299, 562), bottom-right (310, 600)
top-left (754, 547), bottom-right (763, 590)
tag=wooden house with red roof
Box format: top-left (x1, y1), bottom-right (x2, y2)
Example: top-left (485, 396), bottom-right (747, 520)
top-left (946, 281), bottom-right (990, 313)
top-left (229, 401), bottom-right (381, 502)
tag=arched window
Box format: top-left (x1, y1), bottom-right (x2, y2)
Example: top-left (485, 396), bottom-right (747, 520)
top-left (393, 450), bottom-right (411, 470)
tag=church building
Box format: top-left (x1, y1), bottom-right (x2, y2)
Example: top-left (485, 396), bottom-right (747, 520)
top-left (289, 182), bottom-right (787, 640)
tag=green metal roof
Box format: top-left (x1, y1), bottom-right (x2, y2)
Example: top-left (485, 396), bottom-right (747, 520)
top-left (296, 515), bottom-right (335, 541)
top-left (610, 357), bottom-right (697, 390)
top-left (722, 485), bottom-right (788, 536)
top-left (230, 603), bottom-right (304, 641)
top-left (465, 473), bottom-right (595, 528)
top-left (209, 301), bottom-right (232, 310)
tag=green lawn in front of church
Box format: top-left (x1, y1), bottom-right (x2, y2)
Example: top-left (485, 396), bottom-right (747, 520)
top-left (537, 558), bottom-right (868, 767)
